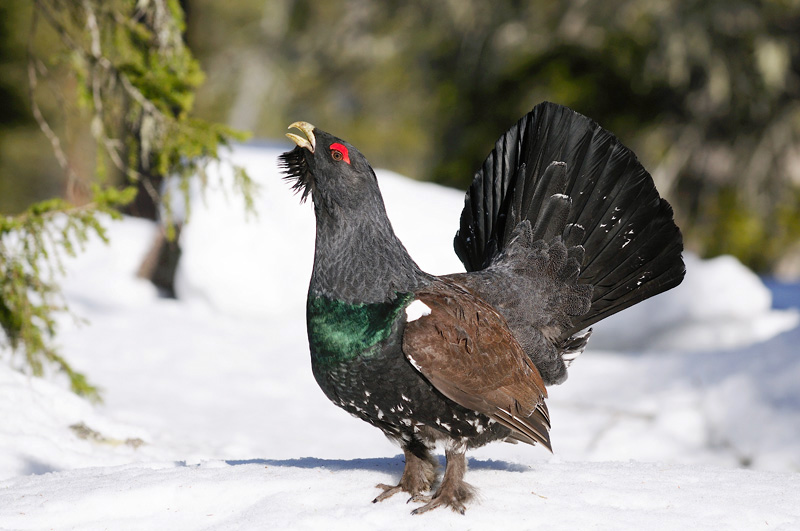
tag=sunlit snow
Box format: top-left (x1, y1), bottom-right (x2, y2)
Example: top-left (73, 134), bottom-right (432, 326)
top-left (1, 144), bottom-right (798, 530)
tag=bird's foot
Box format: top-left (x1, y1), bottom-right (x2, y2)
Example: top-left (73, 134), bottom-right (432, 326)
top-left (407, 444), bottom-right (474, 514)
top-left (373, 446), bottom-right (437, 503)
top-left (409, 481), bottom-right (474, 515)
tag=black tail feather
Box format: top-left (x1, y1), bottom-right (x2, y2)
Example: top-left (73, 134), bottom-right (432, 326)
top-left (454, 102), bottom-right (685, 343)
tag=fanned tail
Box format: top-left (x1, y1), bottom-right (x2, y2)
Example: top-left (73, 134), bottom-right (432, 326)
top-left (454, 102), bottom-right (685, 344)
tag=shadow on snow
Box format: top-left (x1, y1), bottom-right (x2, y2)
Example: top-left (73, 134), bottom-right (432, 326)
top-left (223, 455), bottom-right (528, 473)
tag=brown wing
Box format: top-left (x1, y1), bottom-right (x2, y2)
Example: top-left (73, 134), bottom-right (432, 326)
top-left (402, 279), bottom-right (552, 450)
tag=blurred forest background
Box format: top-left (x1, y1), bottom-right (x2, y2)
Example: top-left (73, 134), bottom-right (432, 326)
top-left (2, 0), bottom-right (800, 276)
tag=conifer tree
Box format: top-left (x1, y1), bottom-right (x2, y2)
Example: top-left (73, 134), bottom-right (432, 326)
top-left (0, 0), bottom-right (254, 399)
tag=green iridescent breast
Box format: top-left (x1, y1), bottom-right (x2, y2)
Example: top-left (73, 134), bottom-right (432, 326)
top-left (306, 292), bottom-right (413, 366)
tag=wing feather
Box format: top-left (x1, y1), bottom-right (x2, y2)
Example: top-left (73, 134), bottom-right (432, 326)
top-left (402, 280), bottom-right (552, 450)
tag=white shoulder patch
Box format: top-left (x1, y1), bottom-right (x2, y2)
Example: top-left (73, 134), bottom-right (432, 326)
top-left (405, 299), bottom-right (432, 322)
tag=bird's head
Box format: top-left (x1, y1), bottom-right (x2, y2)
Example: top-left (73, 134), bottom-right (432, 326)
top-left (280, 121), bottom-right (379, 212)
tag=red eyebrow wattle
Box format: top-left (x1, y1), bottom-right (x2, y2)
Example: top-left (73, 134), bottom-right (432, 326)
top-left (330, 142), bottom-right (351, 164)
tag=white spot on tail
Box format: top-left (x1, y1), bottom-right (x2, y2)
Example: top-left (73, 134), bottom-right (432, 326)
top-left (405, 300), bottom-right (432, 322)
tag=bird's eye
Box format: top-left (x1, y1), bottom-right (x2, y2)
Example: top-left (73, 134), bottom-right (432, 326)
top-left (329, 142), bottom-right (351, 164)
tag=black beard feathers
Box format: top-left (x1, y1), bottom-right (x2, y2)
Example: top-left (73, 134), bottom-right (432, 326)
top-left (279, 147), bottom-right (312, 203)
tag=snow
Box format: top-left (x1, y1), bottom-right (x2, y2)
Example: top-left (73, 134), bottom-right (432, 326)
top-left (3, 460), bottom-right (798, 530)
top-left (590, 253), bottom-right (799, 351)
top-left (1, 143), bottom-right (799, 529)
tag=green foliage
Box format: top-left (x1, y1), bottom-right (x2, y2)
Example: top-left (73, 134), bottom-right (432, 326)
top-left (0, 188), bottom-right (134, 400)
top-left (30, 0), bottom-right (254, 218)
top-left (0, 0), bottom-right (255, 398)
top-left (704, 186), bottom-right (800, 273)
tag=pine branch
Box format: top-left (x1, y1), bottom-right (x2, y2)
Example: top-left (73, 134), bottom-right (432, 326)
top-left (0, 197), bottom-right (130, 402)
top-left (3, 0), bottom-right (257, 399)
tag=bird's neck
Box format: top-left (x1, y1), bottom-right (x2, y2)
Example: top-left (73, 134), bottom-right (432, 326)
top-left (309, 200), bottom-right (429, 304)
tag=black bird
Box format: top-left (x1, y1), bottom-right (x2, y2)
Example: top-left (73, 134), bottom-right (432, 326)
top-left (280, 102), bottom-right (684, 514)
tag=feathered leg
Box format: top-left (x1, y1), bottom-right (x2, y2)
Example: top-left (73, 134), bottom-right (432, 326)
top-left (410, 443), bottom-right (475, 515)
top-left (373, 441), bottom-right (437, 503)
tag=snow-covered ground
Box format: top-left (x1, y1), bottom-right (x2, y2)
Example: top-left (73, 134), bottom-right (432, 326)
top-left (1, 144), bottom-right (799, 529)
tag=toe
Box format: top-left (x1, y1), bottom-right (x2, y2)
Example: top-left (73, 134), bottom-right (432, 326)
top-left (409, 494), bottom-right (467, 515)
top-left (373, 484), bottom-right (403, 503)
top-left (407, 493), bottom-right (432, 504)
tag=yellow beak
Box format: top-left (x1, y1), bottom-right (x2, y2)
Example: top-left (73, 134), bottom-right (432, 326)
top-left (286, 121), bottom-right (316, 153)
